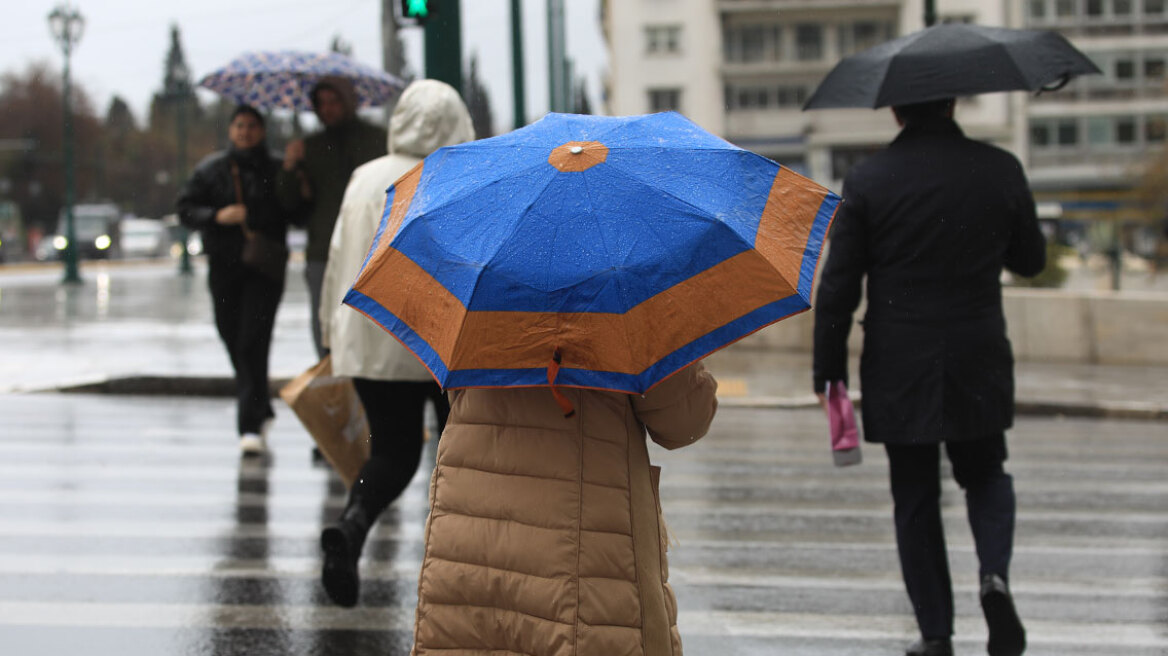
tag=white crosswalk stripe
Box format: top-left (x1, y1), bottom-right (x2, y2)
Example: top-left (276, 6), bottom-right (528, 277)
top-left (0, 394), bottom-right (1165, 655)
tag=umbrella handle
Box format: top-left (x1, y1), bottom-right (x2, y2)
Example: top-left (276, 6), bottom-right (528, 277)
top-left (1038, 74), bottom-right (1070, 94)
top-left (547, 349), bottom-right (576, 418)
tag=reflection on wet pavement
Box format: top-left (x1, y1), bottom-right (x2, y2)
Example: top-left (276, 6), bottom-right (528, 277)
top-left (0, 393), bottom-right (1165, 655)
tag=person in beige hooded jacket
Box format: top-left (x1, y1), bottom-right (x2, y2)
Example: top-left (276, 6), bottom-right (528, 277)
top-left (411, 364), bottom-right (718, 655)
top-left (318, 79), bottom-right (475, 608)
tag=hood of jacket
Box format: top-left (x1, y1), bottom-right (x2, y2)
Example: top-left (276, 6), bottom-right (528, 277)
top-left (311, 75), bottom-right (359, 123)
top-left (388, 79), bottom-right (475, 158)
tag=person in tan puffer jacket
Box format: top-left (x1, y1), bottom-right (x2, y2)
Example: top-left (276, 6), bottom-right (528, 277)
top-left (411, 362), bottom-right (718, 656)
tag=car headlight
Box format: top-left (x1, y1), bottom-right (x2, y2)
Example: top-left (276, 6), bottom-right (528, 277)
top-left (53, 236), bottom-right (68, 250)
top-left (95, 235), bottom-right (112, 250)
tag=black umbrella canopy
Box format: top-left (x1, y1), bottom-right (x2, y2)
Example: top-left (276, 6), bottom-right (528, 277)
top-left (803, 23), bottom-right (1101, 110)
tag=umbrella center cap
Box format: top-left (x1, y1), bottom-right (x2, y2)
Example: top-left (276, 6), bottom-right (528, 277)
top-left (549, 141), bottom-right (608, 172)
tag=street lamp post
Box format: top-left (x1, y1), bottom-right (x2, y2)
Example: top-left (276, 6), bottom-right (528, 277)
top-left (170, 61), bottom-right (193, 276)
top-left (48, 4), bottom-right (84, 285)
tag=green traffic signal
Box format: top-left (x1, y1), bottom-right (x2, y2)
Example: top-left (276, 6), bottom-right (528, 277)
top-left (405, 0), bottom-right (429, 18)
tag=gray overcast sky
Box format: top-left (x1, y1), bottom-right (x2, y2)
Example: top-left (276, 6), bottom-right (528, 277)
top-left (0, 0), bottom-right (608, 133)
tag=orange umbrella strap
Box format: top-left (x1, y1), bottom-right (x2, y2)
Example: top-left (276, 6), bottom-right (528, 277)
top-left (547, 349), bottom-right (576, 418)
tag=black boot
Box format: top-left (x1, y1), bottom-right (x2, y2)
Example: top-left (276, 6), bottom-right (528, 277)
top-left (906, 638), bottom-right (953, 656)
top-left (320, 496), bottom-right (373, 607)
top-left (982, 574), bottom-right (1026, 656)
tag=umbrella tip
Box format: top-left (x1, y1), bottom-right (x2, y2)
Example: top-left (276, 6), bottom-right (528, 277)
top-left (570, 146), bottom-right (583, 155)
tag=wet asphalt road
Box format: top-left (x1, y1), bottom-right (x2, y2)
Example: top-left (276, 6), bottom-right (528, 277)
top-left (0, 394), bottom-right (1165, 656)
top-left (0, 260), bottom-right (1166, 654)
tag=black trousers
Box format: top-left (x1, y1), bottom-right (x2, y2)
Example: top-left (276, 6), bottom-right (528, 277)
top-left (208, 260), bottom-right (284, 435)
top-left (884, 433), bottom-right (1016, 640)
top-left (349, 378), bottom-right (449, 519)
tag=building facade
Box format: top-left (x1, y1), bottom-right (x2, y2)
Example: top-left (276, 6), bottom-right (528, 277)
top-left (603, 1), bottom-right (1016, 188)
top-left (1023, 0), bottom-right (1168, 225)
top-left (602, 0), bottom-right (1166, 217)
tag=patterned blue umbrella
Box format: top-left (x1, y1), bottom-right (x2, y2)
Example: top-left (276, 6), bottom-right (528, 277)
top-left (198, 50), bottom-right (405, 111)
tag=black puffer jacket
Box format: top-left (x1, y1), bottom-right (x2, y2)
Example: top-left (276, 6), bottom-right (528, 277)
top-left (176, 145), bottom-right (293, 262)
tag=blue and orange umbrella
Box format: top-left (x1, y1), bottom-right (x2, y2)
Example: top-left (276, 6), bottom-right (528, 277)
top-left (345, 112), bottom-right (839, 408)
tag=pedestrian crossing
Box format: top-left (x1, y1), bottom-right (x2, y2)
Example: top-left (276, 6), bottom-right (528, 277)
top-left (0, 393), bottom-right (1165, 655)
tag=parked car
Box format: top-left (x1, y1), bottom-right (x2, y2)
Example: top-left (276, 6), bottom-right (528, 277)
top-left (119, 218), bottom-right (171, 259)
top-left (34, 233), bottom-right (65, 262)
top-left (51, 203), bottom-right (121, 260)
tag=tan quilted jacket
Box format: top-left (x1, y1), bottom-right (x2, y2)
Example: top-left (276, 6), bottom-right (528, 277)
top-left (411, 362), bottom-right (718, 656)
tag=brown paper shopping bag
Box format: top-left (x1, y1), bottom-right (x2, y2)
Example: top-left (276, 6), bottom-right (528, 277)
top-left (279, 356), bottom-right (370, 488)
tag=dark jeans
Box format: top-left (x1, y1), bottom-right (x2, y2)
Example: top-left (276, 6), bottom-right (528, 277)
top-left (884, 434), bottom-right (1016, 640)
top-left (305, 260), bottom-right (327, 360)
top-left (208, 260), bottom-right (284, 435)
top-left (349, 378), bottom-right (450, 519)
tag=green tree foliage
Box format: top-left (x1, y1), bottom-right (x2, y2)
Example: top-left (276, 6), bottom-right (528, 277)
top-left (0, 62), bottom-right (102, 233)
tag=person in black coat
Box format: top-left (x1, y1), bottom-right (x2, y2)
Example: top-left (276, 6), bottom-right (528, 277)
top-left (812, 99), bottom-right (1046, 656)
top-left (177, 105), bottom-right (294, 456)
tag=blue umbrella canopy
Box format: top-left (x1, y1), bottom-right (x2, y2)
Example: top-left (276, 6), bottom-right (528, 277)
top-left (198, 50), bottom-right (404, 111)
top-left (345, 112), bottom-right (840, 396)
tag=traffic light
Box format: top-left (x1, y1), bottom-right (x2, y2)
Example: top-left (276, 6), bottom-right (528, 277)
top-left (401, 0), bottom-right (436, 24)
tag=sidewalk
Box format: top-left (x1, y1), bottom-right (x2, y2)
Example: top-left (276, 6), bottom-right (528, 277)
top-left (1, 259), bottom-right (1165, 419)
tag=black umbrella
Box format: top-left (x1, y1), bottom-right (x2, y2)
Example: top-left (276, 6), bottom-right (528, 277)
top-left (803, 23), bottom-right (1101, 110)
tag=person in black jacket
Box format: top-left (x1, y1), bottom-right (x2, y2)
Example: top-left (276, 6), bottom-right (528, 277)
top-left (812, 99), bottom-right (1045, 656)
top-left (177, 105), bottom-right (294, 456)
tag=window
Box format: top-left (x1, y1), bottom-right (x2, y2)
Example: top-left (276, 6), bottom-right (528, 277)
top-left (796, 24), bottom-right (824, 61)
top-left (1147, 116), bottom-right (1167, 142)
top-left (1057, 120), bottom-right (1079, 145)
top-left (1114, 57), bottom-right (1134, 81)
top-left (1115, 0), bottom-right (1133, 14)
top-left (1088, 116), bottom-right (1112, 144)
top-left (735, 86), bottom-right (770, 109)
top-left (1116, 117), bottom-right (1137, 143)
top-left (1116, 58), bottom-right (1135, 80)
top-left (776, 85), bottom-right (808, 108)
top-left (741, 26), bottom-right (766, 61)
top-left (648, 88), bottom-right (681, 112)
top-left (646, 26), bottom-right (681, 54)
top-left (1056, 0), bottom-right (1076, 16)
top-left (839, 21), bottom-right (891, 56)
top-left (1031, 123), bottom-right (1052, 146)
top-left (724, 24), bottom-right (782, 63)
top-left (1086, 0), bottom-right (1104, 15)
top-left (1030, 0), bottom-right (1047, 18)
top-left (1145, 58), bottom-right (1166, 79)
top-left (1147, 0), bottom-right (1166, 14)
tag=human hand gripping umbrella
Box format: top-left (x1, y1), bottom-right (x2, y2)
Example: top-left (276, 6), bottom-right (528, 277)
top-left (198, 50), bottom-right (405, 111)
top-left (344, 112), bottom-right (840, 413)
top-left (803, 23), bottom-right (1101, 110)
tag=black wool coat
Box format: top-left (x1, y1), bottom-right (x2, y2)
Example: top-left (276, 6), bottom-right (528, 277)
top-left (812, 116), bottom-right (1046, 444)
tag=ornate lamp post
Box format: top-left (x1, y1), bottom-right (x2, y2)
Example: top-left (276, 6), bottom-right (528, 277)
top-left (48, 4), bottom-right (84, 284)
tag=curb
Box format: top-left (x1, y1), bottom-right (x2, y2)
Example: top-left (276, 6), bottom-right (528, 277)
top-left (26, 375), bottom-right (1168, 422)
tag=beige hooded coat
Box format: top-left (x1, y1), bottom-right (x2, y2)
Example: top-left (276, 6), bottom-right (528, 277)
top-left (412, 363), bottom-right (718, 656)
top-left (319, 80), bottom-right (475, 380)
